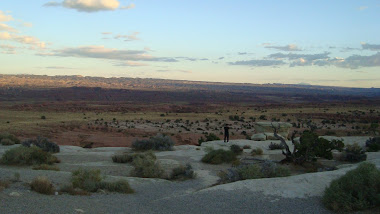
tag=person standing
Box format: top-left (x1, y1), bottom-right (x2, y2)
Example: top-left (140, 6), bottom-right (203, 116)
top-left (224, 124), bottom-right (230, 142)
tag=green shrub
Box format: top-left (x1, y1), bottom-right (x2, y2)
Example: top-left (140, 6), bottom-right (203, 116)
top-left (170, 164), bottom-right (195, 180)
top-left (238, 164), bottom-right (263, 179)
top-left (343, 143), bottom-right (367, 163)
top-left (366, 137), bottom-right (380, 152)
top-left (30, 176), bottom-right (55, 195)
top-left (230, 145), bottom-right (243, 155)
top-left (132, 134), bottom-right (174, 151)
top-left (22, 137), bottom-right (60, 153)
top-left (268, 142), bottom-right (285, 150)
top-left (97, 180), bottom-right (134, 194)
top-left (131, 153), bottom-right (163, 178)
top-left (112, 154), bottom-right (133, 163)
top-left (322, 162), bottom-right (380, 212)
top-left (71, 169), bottom-right (102, 192)
top-left (33, 164), bottom-right (60, 171)
top-left (1, 138), bottom-right (15, 146)
top-left (251, 148), bottom-right (263, 156)
top-left (1, 146), bottom-right (59, 165)
top-left (198, 133), bottom-right (221, 145)
top-left (0, 133), bottom-right (20, 144)
top-left (59, 184), bottom-right (90, 196)
top-left (201, 149), bottom-right (237, 164)
top-left (112, 151), bottom-right (156, 164)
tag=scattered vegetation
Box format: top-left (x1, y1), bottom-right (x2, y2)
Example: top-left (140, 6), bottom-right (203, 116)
top-left (1, 146), bottom-right (59, 165)
top-left (342, 143), bottom-right (367, 163)
top-left (30, 176), bottom-right (55, 195)
top-left (59, 184), bottom-right (90, 196)
top-left (201, 149), bottom-right (237, 164)
top-left (243, 145), bottom-right (251, 149)
top-left (22, 137), bottom-right (60, 153)
top-left (132, 134), bottom-right (174, 151)
top-left (268, 142), bottom-right (285, 150)
top-left (32, 164), bottom-right (60, 171)
top-left (0, 180), bottom-right (10, 192)
top-left (218, 162), bottom-right (290, 184)
top-left (230, 144), bottom-right (243, 155)
top-left (169, 164), bottom-right (195, 180)
top-left (112, 153), bottom-right (134, 163)
top-left (71, 169), bottom-right (134, 194)
top-left (251, 148), bottom-right (263, 156)
top-left (0, 133), bottom-right (20, 145)
top-left (198, 133), bottom-right (220, 146)
top-left (366, 137), bottom-right (380, 152)
top-left (131, 152), bottom-right (163, 178)
top-left (322, 162), bottom-right (380, 212)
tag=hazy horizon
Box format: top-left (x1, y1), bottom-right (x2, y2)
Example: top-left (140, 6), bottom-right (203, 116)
top-left (1, 1), bottom-right (380, 88)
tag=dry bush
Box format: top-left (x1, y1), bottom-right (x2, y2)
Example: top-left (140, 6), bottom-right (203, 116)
top-left (1, 146), bottom-right (59, 165)
top-left (59, 185), bottom-right (90, 196)
top-left (201, 149), bottom-right (237, 164)
top-left (30, 176), bottom-right (55, 195)
top-left (251, 148), bottom-right (263, 156)
top-left (1, 138), bottom-right (15, 146)
top-left (32, 164), bottom-right (60, 171)
top-left (169, 164), bottom-right (195, 180)
top-left (131, 154), bottom-right (163, 178)
top-left (0, 180), bottom-right (11, 192)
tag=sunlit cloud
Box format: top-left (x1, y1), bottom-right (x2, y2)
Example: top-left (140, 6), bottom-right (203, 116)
top-left (0, 11), bottom-right (13, 22)
top-left (264, 44), bottom-right (302, 51)
top-left (114, 32), bottom-right (140, 41)
top-left (115, 61), bottom-right (149, 67)
top-left (229, 59), bottom-right (286, 67)
top-left (43, 45), bottom-right (178, 62)
top-left (44, 0), bottom-right (134, 12)
top-left (0, 44), bottom-right (16, 54)
top-left (157, 69), bottom-right (192, 73)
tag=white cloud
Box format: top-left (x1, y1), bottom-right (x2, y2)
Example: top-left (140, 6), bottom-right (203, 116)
top-left (0, 11), bottom-right (13, 22)
top-left (359, 6), bottom-right (368, 11)
top-left (121, 3), bottom-right (135, 10)
top-left (45, 0), bottom-right (133, 12)
top-left (229, 59), bottom-right (286, 67)
top-left (0, 32), bottom-right (12, 39)
top-left (44, 45), bottom-right (178, 62)
top-left (0, 23), bottom-right (17, 32)
top-left (0, 44), bottom-right (16, 54)
top-left (0, 32), bottom-right (46, 49)
top-left (361, 43), bottom-right (380, 51)
top-left (114, 32), bottom-right (140, 41)
top-left (115, 61), bottom-right (148, 67)
top-left (264, 44), bottom-right (302, 51)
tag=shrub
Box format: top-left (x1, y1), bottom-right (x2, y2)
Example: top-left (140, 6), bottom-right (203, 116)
top-left (366, 137), bottom-right (380, 152)
top-left (170, 164), bottom-right (195, 180)
top-left (230, 145), bottom-right (243, 155)
top-left (30, 176), bottom-right (55, 195)
top-left (243, 145), bottom-right (251, 149)
top-left (72, 169), bottom-right (102, 192)
top-left (112, 151), bottom-right (156, 164)
top-left (198, 133), bottom-right (221, 146)
top-left (268, 142), bottom-right (285, 150)
top-left (131, 153), bottom-right (163, 178)
top-left (132, 134), bottom-right (174, 151)
top-left (1, 146), bottom-right (59, 165)
top-left (322, 162), bottom-right (380, 212)
top-left (33, 164), bottom-right (60, 171)
top-left (0, 133), bottom-right (20, 144)
top-left (97, 180), bottom-right (134, 194)
top-left (59, 184), bottom-right (90, 196)
top-left (219, 162), bottom-right (290, 183)
top-left (112, 154), bottom-right (133, 163)
top-left (251, 148), bottom-right (263, 156)
top-left (0, 180), bottom-right (10, 192)
top-left (1, 138), bottom-right (15, 146)
top-left (342, 143), bottom-right (367, 163)
top-left (22, 137), bottom-right (60, 153)
top-left (201, 149), bottom-right (237, 164)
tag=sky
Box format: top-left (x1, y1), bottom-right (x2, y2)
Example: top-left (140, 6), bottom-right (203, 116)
top-left (0, 0), bottom-right (380, 88)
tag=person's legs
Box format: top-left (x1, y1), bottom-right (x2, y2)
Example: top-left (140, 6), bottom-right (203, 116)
top-left (226, 134), bottom-right (229, 142)
top-left (224, 134), bottom-right (227, 142)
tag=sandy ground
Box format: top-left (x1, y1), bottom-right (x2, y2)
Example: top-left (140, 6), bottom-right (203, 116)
top-left (0, 137), bottom-right (379, 214)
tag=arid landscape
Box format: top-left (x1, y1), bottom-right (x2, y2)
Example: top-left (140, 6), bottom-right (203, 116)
top-left (0, 75), bottom-right (380, 213)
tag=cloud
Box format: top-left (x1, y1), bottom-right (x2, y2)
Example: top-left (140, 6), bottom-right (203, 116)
top-left (101, 32), bottom-right (112, 35)
top-left (175, 57), bottom-right (209, 62)
top-left (157, 69), bottom-right (192, 73)
top-left (362, 43), bottom-right (380, 51)
top-left (358, 6), bottom-right (368, 11)
top-left (337, 52), bottom-right (380, 69)
top-left (114, 32), bottom-right (140, 41)
top-left (269, 52), bottom-right (330, 61)
top-left (45, 66), bottom-right (73, 69)
top-left (238, 52), bottom-right (247, 55)
top-left (121, 3), bottom-right (135, 10)
top-left (0, 23), bottom-right (17, 32)
top-left (44, 0), bottom-right (133, 12)
top-left (115, 61), bottom-right (148, 67)
top-left (264, 44), bottom-right (302, 51)
top-left (229, 59), bottom-right (286, 67)
top-left (45, 45), bottom-right (178, 62)
top-left (0, 44), bottom-right (16, 54)
top-left (218, 57), bottom-right (224, 60)
top-left (0, 11), bottom-right (13, 22)
top-left (0, 32), bottom-right (12, 39)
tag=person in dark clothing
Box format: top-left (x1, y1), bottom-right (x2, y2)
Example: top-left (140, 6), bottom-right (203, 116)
top-left (224, 124), bottom-right (230, 142)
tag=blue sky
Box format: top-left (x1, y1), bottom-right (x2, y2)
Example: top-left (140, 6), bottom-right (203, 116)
top-left (1, 0), bottom-right (380, 87)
